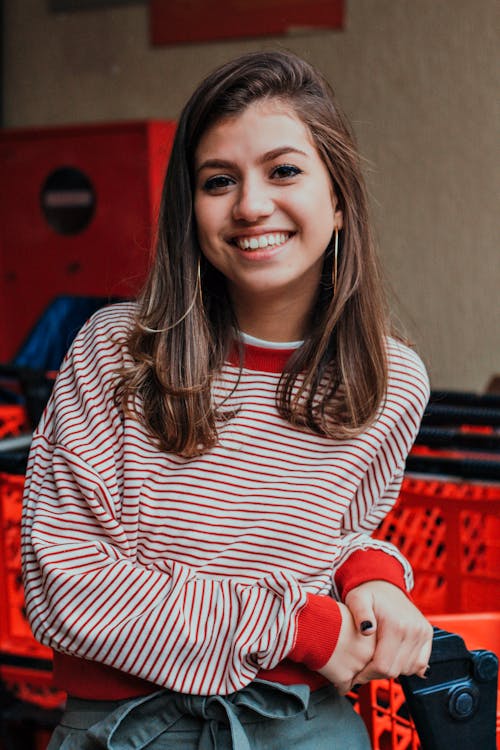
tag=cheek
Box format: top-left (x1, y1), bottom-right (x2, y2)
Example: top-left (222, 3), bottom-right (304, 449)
top-left (195, 197), bottom-right (225, 244)
top-left (193, 196), bottom-right (205, 232)
top-left (194, 203), bottom-right (213, 250)
top-left (301, 190), bottom-right (336, 236)
top-left (194, 206), bottom-right (225, 269)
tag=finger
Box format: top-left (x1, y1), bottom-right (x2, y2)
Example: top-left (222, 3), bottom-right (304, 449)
top-left (353, 656), bottom-right (395, 684)
top-left (345, 590), bottom-right (377, 636)
top-left (351, 665), bottom-right (379, 685)
top-left (364, 633), bottom-right (406, 680)
top-left (417, 664), bottom-right (431, 679)
top-left (375, 632), bottom-right (430, 679)
top-left (395, 621), bottom-right (433, 677)
top-left (415, 630), bottom-right (433, 678)
top-left (369, 611), bottom-right (427, 678)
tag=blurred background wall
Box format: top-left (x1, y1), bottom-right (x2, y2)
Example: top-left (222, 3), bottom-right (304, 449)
top-left (3, 0), bottom-right (499, 390)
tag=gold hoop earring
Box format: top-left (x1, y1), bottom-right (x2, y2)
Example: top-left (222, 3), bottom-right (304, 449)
top-left (168, 254), bottom-right (202, 329)
top-left (332, 226), bottom-right (339, 296)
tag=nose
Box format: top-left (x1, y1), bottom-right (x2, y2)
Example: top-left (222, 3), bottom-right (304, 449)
top-left (232, 178), bottom-right (273, 223)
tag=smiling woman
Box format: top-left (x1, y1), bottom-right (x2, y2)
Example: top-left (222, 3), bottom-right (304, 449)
top-left (22, 50), bottom-right (432, 750)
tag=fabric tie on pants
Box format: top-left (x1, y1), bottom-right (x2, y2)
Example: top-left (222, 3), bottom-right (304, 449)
top-left (67, 679), bottom-right (311, 750)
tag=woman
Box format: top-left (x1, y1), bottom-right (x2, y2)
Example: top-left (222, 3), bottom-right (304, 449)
top-left (22, 50), bottom-right (432, 749)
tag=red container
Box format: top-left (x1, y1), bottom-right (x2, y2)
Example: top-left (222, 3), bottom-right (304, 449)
top-left (373, 476), bottom-right (500, 613)
top-left (0, 405), bottom-right (28, 439)
top-left (0, 663), bottom-right (65, 711)
top-left (0, 120), bottom-right (175, 361)
top-left (0, 472), bottom-right (65, 719)
top-left (0, 472), bottom-right (49, 660)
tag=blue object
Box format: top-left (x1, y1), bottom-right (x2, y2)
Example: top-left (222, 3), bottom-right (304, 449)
top-left (13, 295), bottom-right (122, 371)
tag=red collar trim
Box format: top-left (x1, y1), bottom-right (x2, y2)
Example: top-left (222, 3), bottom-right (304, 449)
top-left (227, 342), bottom-right (296, 373)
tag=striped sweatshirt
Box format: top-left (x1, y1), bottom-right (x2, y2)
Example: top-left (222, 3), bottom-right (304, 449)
top-left (21, 302), bottom-right (430, 698)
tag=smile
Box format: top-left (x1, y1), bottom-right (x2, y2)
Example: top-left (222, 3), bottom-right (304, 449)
top-left (232, 232), bottom-right (292, 251)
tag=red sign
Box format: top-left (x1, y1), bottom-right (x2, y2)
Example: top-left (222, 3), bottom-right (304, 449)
top-left (150, 0), bottom-right (344, 46)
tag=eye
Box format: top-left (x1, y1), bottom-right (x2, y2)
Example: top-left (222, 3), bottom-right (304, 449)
top-left (202, 175), bottom-right (235, 192)
top-left (271, 164), bottom-right (303, 180)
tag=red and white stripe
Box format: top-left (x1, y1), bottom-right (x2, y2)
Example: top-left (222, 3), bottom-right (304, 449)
top-left (21, 302), bottom-right (429, 695)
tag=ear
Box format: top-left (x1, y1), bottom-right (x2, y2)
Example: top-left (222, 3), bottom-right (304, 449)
top-left (331, 190), bottom-right (343, 230)
top-left (334, 205), bottom-right (344, 231)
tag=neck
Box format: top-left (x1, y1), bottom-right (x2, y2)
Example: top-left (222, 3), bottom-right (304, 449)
top-left (230, 289), bottom-right (314, 342)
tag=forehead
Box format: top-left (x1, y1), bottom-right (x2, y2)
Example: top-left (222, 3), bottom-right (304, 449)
top-left (195, 98), bottom-right (317, 161)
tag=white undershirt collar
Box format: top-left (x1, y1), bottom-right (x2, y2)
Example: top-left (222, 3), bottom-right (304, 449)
top-left (239, 331), bottom-right (303, 350)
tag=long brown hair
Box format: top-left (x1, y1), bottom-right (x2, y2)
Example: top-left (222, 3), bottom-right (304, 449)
top-left (117, 50), bottom-right (391, 456)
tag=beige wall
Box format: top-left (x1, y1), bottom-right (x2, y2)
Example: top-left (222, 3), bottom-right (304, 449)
top-left (4, 0), bottom-right (499, 390)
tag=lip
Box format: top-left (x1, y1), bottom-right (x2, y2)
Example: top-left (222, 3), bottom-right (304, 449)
top-left (229, 234), bottom-right (294, 261)
top-left (226, 228), bottom-right (295, 242)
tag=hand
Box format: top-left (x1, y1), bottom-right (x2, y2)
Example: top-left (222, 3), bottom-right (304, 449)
top-left (345, 580), bottom-right (433, 683)
top-left (317, 601), bottom-right (376, 695)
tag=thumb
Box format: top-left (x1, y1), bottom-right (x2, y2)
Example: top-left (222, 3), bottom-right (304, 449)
top-left (344, 589), bottom-right (377, 636)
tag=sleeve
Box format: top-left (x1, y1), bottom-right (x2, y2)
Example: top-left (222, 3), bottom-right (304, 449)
top-left (331, 342), bottom-right (430, 600)
top-left (21, 308), bottom-right (315, 696)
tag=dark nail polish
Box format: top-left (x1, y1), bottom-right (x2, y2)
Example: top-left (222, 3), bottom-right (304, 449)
top-left (360, 620), bottom-right (373, 632)
top-left (424, 666), bottom-right (431, 678)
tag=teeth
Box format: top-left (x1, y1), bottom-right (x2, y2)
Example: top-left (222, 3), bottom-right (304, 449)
top-left (235, 233), bottom-right (289, 250)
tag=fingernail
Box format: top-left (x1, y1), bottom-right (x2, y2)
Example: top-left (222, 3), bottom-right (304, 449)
top-left (423, 666), bottom-right (431, 679)
top-left (360, 620), bottom-right (373, 632)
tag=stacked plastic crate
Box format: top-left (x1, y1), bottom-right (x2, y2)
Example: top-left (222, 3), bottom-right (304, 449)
top-left (0, 393), bottom-right (65, 750)
top-left (356, 392), bottom-right (500, 750)
top-left (0, 297), bottom-right (127, 744)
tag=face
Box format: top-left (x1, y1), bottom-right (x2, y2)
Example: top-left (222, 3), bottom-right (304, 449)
top-left (194, 99), bottom-right (343, 330)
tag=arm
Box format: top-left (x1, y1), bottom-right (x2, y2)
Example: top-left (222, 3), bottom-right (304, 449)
top-left (331, 340), bottom-right (431, 599)
top-left (332, 466), bottom-right (412, 600)
top-left (331, 343), bottom-right (433, 685)
top-left (290, 345), bottom-right (431, 692)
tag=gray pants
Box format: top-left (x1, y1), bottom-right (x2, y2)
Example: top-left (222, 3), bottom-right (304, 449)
top-left (48, 679), bottom-right (370, 749)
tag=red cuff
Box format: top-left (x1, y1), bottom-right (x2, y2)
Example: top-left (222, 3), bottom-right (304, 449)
top-left (288, 593), bottom-right (342, 671)
top-left (334, 549), bottom-right (407, 601)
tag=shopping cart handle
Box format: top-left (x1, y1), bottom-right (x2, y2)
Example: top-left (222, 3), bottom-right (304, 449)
top-left (399, 627), bottom-right (498, 750)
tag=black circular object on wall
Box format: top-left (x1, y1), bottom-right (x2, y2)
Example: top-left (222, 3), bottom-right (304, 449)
top-left (40, 166), bottom-right (96, 235)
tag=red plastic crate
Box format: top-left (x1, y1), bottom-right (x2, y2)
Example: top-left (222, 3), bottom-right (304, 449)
top-left (0, 471), bottom-right (66, 717)
top-left (0, 404), bottom-right (28, 439)
top-left (355, 612), bottom-right (500, 750)
top-left (0, 472), bottom-right (51, 660)
top-left (355, 679), bottom-right (420, 750)
top-left (0, 663), bottom-right (65, 711)
top-left (373, 476), bottom-right (500, 613)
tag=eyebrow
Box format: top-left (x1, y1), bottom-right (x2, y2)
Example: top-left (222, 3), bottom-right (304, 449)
top-left (196, 146), bottom-right (309, 174)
